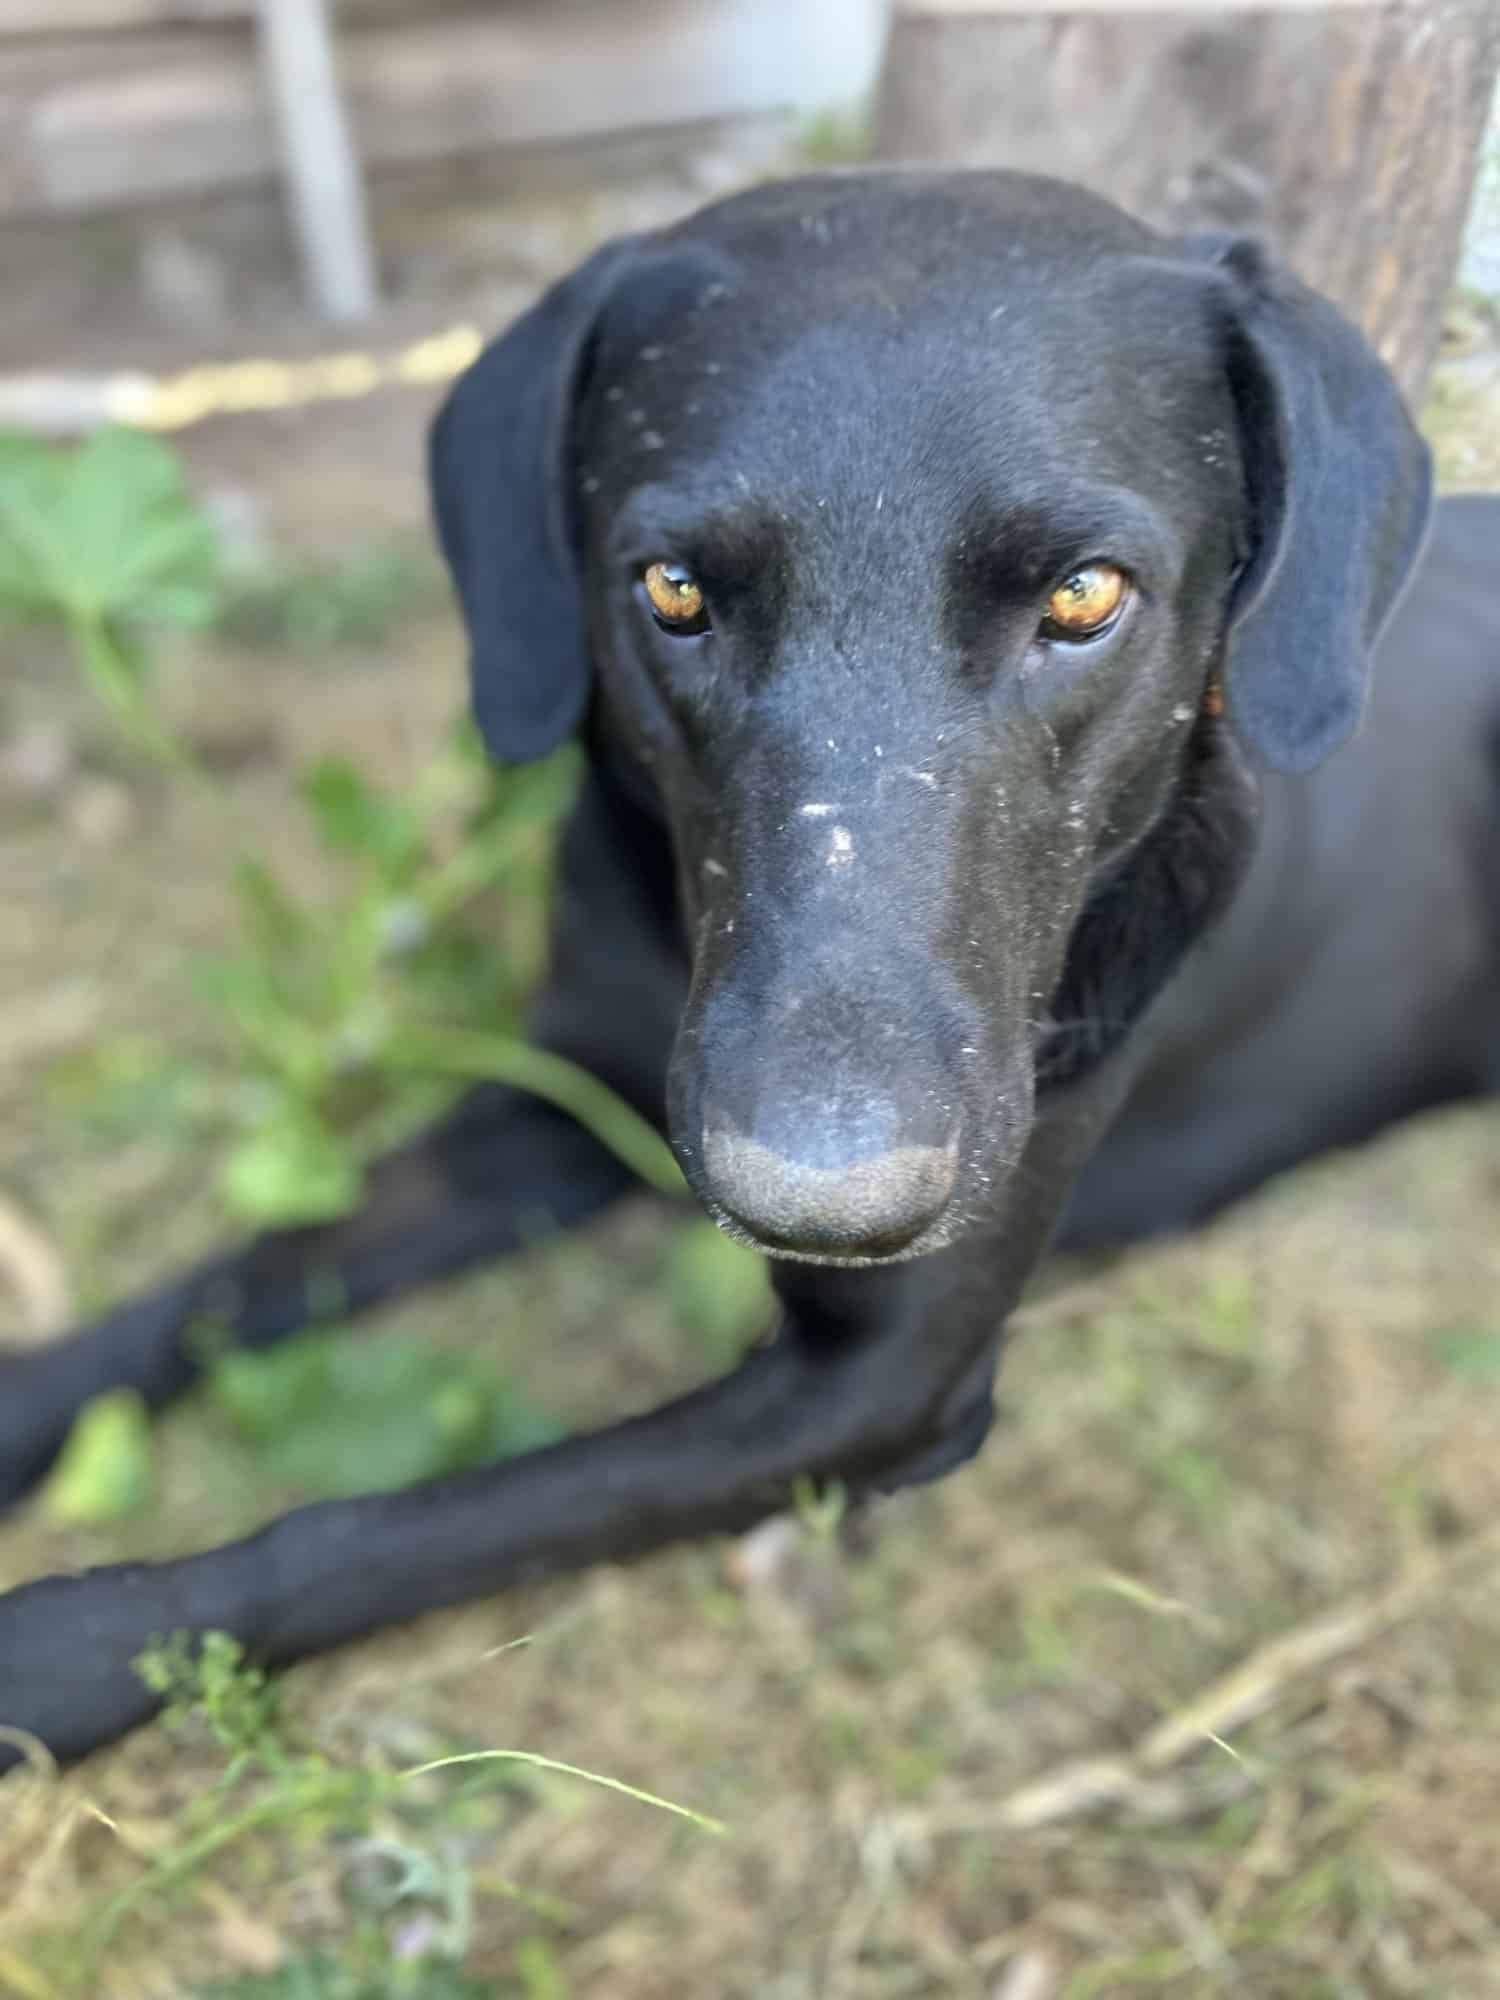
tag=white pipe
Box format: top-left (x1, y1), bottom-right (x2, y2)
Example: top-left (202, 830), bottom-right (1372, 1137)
top-left (0, 327), bottom-right (484, 437)
top-left (256, 0), bottom-right (378, 323)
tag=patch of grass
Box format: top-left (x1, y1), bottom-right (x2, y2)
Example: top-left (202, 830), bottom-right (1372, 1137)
top-left (6, 1634), bottom-right (722, 2000)
top-left (791, 104), bottom-right (874, 168)
top-left (1429, 1323), bottom-right (1500, 1384)
top-left (44, 1033), bottom-right (229, 1146)
top-left (218, 546), bottom-right (448, 658)
top-left (1423, 347), bottom-right (1500, 490)
top-left (197, 1956), bottom-right (496, 1998)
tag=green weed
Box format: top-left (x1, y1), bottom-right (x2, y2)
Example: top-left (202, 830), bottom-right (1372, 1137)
top-left (218, 546), bottom-right (447, 658)
top-left (0, 427), bottom-right (218, 764)
top-left (4, 430), bottom-right (682, 1232)
top-left (206, 1324), bottom-right (560, 1501)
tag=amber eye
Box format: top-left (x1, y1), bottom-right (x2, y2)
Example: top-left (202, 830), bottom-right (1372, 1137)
top-left (1040, 563), bottom-right (1130, 642)
top-left (642, 561), bottom-right (709, 634)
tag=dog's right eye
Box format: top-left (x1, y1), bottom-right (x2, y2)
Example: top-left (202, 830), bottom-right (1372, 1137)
top-left (1039, 563), bottom-right (1130, 643)
top-left (641, 561), bottom-right (711, 635)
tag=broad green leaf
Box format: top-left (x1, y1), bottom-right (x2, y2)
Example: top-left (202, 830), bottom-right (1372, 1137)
top-left (668, 1217), bottom-right (774, 1361)
top-left (42, 1388), bottom-right (153, 1523)
top-left (0, 427), bottom-right (218, 629)
top-left (211, 1329), bottom-right (559, 1499)
top-left (301, 755), bottom-right (421, 873)
top-left (221, 1111), bottom-right (363, 1225)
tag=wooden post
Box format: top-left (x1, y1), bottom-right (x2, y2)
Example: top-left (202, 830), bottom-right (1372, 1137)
top-left (873, 0), bottom-right (1500, 402)
top-left (256, 0), bottom-right (377, 322)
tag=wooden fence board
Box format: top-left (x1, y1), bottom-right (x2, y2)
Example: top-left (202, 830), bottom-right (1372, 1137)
top-left (0, 0), bottom-right (858, 215)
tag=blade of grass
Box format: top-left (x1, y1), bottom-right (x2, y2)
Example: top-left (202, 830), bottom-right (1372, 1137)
top-left (79, 1741), bottom-right (721, 1960)
top-left (382, 1025), bottom-right (684, 1196)
top-left (402, 1752), bottom-right (727, 1835)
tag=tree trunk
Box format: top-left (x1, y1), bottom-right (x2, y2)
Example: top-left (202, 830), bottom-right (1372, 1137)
top-left (873, 0), bottom-right (1500, 402)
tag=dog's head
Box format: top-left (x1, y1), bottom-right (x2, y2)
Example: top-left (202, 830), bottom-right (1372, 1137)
top-left (431, 171), bottom-right (1431, 1265)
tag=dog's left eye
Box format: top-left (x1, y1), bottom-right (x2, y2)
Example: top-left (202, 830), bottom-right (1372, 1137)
top-left (1039, 563), bottom-right (1130, 642)
top-left (642, 561), bottom-right (710, 635)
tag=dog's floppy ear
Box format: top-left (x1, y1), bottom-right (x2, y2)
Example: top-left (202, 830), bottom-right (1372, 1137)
top-left (428, 237), bottom-right (643, 764)
top-left (1196, 237), bottom-right (1432, 774)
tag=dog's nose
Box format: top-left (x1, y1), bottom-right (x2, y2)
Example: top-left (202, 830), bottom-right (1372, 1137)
top-left (701, 1119), bottom-right (958, 1257)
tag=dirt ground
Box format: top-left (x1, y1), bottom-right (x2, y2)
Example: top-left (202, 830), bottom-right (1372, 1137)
top-left (2, 155), bottom-right (1500, 2000)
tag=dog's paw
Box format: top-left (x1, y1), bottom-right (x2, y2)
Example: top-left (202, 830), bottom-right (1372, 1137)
top-left (870, 1394), bottom-right (996, 1495)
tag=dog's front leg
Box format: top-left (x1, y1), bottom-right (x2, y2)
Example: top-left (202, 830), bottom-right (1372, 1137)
top-left (0, 1295), bottom-right (980, 1769)
top-left (0, 1070), bottom-right (1124, 1770)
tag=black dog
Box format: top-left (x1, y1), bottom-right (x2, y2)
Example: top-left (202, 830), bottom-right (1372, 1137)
top-left (3, 169), bottom-right (1497, 1768)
